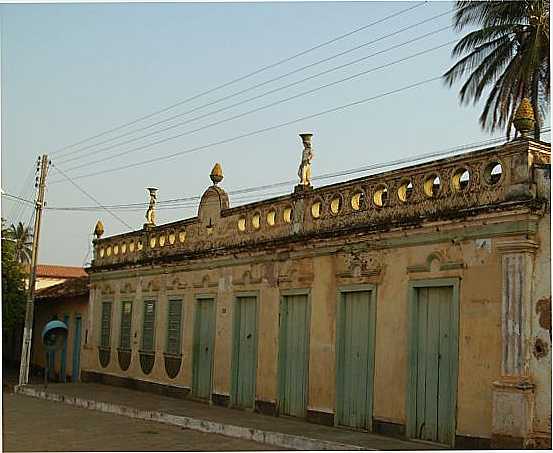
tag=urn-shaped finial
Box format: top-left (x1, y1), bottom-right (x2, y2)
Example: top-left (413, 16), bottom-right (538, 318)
top-left (513, 98), bottom-right (535, 138)
top-left (210, 163), bottom-right (224, 185)
top-left (299, 133), bottom-right (313, 148)
top-left (94, 220), bottom-right (104, 238)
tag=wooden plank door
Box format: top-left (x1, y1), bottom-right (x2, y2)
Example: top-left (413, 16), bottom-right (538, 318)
top-left (336, 289), bottom-right (375, 429)
top-left (60, 314), bottom-right (69, 383)
top-left (412, 285), bottom-right (455, 445)
top-left (192, 297), bottom-right (216, 400)
top-left (141, 300), bottom-right (156, 352)
top-left (278, 293), bottom-right (310, 418)
top-left (231, 295), bottom-right (258, 408)
top-left (72, 316), bottom-right (82, 382)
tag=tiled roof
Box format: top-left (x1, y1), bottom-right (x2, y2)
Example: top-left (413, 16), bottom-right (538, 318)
top-left (35, 276), bottom-right (89, 302)
top-left (36, 264), bottom-right (87, 279)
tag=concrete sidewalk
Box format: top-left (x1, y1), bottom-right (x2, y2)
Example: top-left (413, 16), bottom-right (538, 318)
top-left (15, 383), bottom-right (440, 451)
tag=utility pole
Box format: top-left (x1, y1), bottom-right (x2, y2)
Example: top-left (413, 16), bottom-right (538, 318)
top-left (18, 154), bottom-right (49, 386)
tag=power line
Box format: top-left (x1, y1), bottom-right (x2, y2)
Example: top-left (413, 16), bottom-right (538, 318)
top-left (50, 163), bottom-right (134, 230)
top-left (7, 164), bottom-right (37, 224)
top-left (50, 1), bottom-right (426, 157)
top-left (2, 193), bottom-right (36, 206)
top-left (56, 7), bottom-right (451, 163)
top-left (59, 24), bottom-right (453, 170)
top-left (50, 74), bottom-right (444, 184)
top-left (46, 131), bottom-right (551, 213)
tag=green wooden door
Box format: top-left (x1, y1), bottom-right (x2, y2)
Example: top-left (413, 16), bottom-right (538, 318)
top-left (192, 297), bottom-right (216, 400)
top-left (336, 289), bottom-right (375, 429)
top-left (119, 301), bottom-right (133, 350)
top-left (231, 296), bottom-right (258, 408)
top-left (278, 293), bottom-right (310, 417)
top-left (141, 300), bottom-right (156, 352)
top-left (413, 286), bottom-right (455, 445)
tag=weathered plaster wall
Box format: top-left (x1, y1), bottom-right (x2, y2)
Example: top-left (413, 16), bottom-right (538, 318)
top-left (372, 246), bottom-right (408, 424)
top-left (530, 166), bottom-right (551, 441)
top-left (84, 139), bottom-right (550, 445)
top-left (85, 229), bottom-right (516, 439)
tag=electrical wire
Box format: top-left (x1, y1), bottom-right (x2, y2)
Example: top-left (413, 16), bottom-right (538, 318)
top-left (59, 25), bottom-right (453, 170)
top-left (56, 7), bottom-right (451, 163)
top-left (45, 130), bottom-right (551, 213)
top-left (2, 193), bottom-right (36, 206)
top-left (50, 163), bottom-right (134, 230)
top-left (7, 165), bottom-right (37, 225)
top-left (50, 74), bottom-right (444, 184)
top-left (50, 1), bottom-right (427, 157)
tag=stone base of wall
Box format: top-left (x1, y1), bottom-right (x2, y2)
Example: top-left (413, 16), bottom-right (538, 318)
top-left (455, 434), bottom-right (492, 449)
top-left (255, 399), bottom-right (277, 416)
top-left (81, 370), bottom-right (190, 399)
top-left (306, 409), bottom-right (334, 426)
top-left (491, 434), bottom-right (525, 449)
top-left (80, 371), bottom-right (500, 449)
top-left (372, 419), bottom-right (405, 438)
top-left (211, 393), bottom-right (230, 407)
top-left (531, 433), bottom-right (552, 449)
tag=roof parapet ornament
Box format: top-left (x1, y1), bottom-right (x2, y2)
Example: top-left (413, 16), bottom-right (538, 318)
top-left (145, 187), bottom-right (158, 228)
top-left (296, 133), bottom-right (314, 193)
top-left (210, 163), bottom-right (224, 186)
top-left (513, 98), bottom-right (535, 139)
top-left (94, 220), bottom-right (104, 238)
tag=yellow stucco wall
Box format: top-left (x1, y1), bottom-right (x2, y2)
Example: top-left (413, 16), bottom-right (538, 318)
top-left (82, 218), bottom-right (540, 440)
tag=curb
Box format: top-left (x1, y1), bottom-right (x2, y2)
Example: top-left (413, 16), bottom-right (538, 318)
top-left (15, 386), bottom-right (369, 451)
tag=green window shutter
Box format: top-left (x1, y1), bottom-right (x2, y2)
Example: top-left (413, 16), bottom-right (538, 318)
top-left (166, 299), bottom-right (183, 355)
top-left (119, 301), bottom-right (133, 350)
top-left (142, 300), bottom-right (156, 352)
top-left (100, 302), bottom-right (112, 347)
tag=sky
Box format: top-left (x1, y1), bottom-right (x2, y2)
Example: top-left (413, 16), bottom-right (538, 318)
top-left (2, 1), bottom-right (550, 266)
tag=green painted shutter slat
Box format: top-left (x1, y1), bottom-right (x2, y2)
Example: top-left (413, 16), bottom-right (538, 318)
top-left (412, 284), bottom-right (456, 446)
top-left (231, 296), bottom-right (258, 408)
top-left (100, 302), bottom-right (112, 348)
top-left (437, 287), bottom-right (453, 445)
top-left (424, 288), bottom-right (440, 441)
top-left (279, 294), bottom-right (309, 417)
top-left (416, 288), bottom-right (428, 439)
top-left (166, 299), bottom-right (183, 355)
top-left (336, 290), bottom-right (374, 429)
top-left (142, 300), bottom-right (156, 352)
top-left (120, 301), bottom-right (133, 350)
top-left (192, 298), bottom-right (215, 400)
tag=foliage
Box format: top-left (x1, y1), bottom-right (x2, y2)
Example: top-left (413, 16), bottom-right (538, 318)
top-left (7, 221), bottom-right (33, 265)
top-left (2, 219), bottom-right (28, 331)
top-left (443, 0), bottom-right (550, 138)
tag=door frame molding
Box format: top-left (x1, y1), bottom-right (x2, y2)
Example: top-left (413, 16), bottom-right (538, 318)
top-left (335, 284), bottom-right (377, 430)
top-left (277, 288), bottom-right (311, 417)
top-left (406, 278), bottom-right (460, 447)
top-left (230, 291), bottom-right (259, 409)
top-left (192, 293), bottom-right (217, 401)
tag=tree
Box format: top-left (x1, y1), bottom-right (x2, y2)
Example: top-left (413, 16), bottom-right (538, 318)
top-left (2, 220), bottom-right (27, 332)
top-left (8, 221), bottom-right (33, 265)
top-left (443, 1), bottom-right (550, 139)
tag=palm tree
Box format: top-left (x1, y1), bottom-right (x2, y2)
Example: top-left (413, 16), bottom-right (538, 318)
top-left (8, 222), bottom-right (33, 265)
top-left (443, 1), bottom-right (550, 139)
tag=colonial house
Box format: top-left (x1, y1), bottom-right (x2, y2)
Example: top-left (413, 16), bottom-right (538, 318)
top-left (31, 276), bottom-right (89, 382)
top-left (82, 108), bottom-right (551, 448)
top-left (34, 264), bottom-right (87, 290)
top-left (4, 264), bottom-right (87, 367)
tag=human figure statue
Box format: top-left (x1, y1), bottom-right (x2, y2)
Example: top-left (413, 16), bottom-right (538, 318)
top-left (145, 187), bottom-right (158, 225)
top-left (298, 133), bottom-right (314, 186)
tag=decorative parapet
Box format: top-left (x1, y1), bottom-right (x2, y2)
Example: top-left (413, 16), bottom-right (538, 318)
top-left (91, 138), bottom-right (550, 269)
